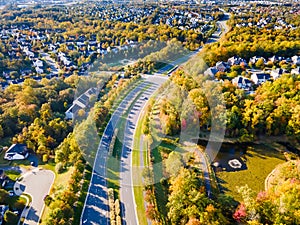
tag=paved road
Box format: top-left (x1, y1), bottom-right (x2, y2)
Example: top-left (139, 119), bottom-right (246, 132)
top-left (207, 13), bottom-right (230, 43)
top-left (40, 52), bottom-right (60, 75)
top-left (14, 168), bottom-right (55, 225)
top-left (81, 81), bottom-right (150, 225)
top-left (120, 75), bottom-right (168, 225)
top-left (156, 49), bottom-right (202, 75)
top-left (82, 12), bottom-right (231, 224)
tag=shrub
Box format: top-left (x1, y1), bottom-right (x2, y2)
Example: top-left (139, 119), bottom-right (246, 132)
top-left (44, 195), bottom-right (53, 206)
top-left (115, 199), bottom-right (120, 216)
top-left (42, 154), bottom-right (48, 163)
top-left (55, 162), bottom-right (64, 174)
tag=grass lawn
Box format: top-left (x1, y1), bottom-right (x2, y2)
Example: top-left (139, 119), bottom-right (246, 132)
top-left (40, 166), bottom-right (74, 225)
top-left (132, 106), bottom-right (147, 225)
top-left (0, 151), bottom-right (10, 166)
top-left (0, 137), bottom-right (11, 148)
top-left (216, 144), bottom-right (285, 202)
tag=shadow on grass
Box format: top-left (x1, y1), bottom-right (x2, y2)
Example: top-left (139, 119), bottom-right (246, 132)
top-left (151, 143), bottom-right (168, 220)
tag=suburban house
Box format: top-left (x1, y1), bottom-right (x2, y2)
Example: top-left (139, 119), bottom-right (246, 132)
top-left (249, 56), bottom-right (266, 64)
top-left (227, 56), bottom-right (246, 66)
top-left (204, 67), bottom-right (218, 77)
top-left (292, 55), bottom-right (300, 65)
top-left (0, 205), bottom-right (8, 225)
top-left (251, 73), bottom-right (271, 85)
top-left (215, 61), bottom-right (228, 72)
top-left (65, 87), bottom-right (98, 120)
top-left (232, 76), bottom-right (252, 90)
top-left (270, 68), bottom-right (284, 80)
top-left (291, 67), bottom-right (300, 75)
top-left (4, 144), bottom-right (29, 161)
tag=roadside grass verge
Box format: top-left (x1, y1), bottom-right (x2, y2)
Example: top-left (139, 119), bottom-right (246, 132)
top-left (106, 117), bottom-right (125, 197)
top-left (132, 105), bottom-right (147, 225)
top-left (40, 166), bottom-right (74, 225)
top-left (73, 164), bottom-right (92, 225)
top-left (0, 152), bottom-right (10, 166)
top-left (216, 144), bottom-right (285, 202)
top-left (151, 142), bottom-right (169, 219)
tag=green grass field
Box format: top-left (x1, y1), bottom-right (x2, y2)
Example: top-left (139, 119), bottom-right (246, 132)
top-left (216, 144), bottom-right (285, 201)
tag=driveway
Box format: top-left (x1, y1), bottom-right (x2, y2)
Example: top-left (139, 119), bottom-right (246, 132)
top-left (14, 168), bottom-right (55, 225)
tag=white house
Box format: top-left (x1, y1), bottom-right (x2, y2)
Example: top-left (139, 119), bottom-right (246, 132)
top-left (251, 73), bottom-right (271, 85)
top-left (270, 68), bottom-right (284, 80)
top-left (250, 56), bottom-right (266, 64)
top-left (291, 56), bottom-right (300, 65)
top-left (204, 67), bottom-right (218, 77)
top-left (227, 56), bottom-right (246, 66)
top-left (291, 67), bottom-right (300, 75)
top-left (215, 61), bottom-right (228, 72)
top-left (0, 205), bottom-right (8, 225)
top-left (33, 59), bottom-right (43, 68)
top-left (35, 67), bottom-right (44, 74)
top-left (4, 144), bottom-right (29, 161)
top-left (232, 76), bottom-right (252, 90)
top-left (65, 87), bottom-right (98, 120)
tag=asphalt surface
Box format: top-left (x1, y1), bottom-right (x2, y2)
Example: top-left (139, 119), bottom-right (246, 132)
top-left (40, 52), bottom-right (60, 75)
top-left (120, 75), bottom-right (168, 225)
top-left (14, 168), bottom-right (55, 225)
top-left (81, 81), bottom-right (151, 225)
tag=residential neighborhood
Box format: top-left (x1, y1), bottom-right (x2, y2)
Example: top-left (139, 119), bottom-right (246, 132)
top-left (204, 54), bottom-right (300, 92)
top-left (0, 3), bottom-right (221, 90)
top-left (0, 1), bottom-right (299, 225)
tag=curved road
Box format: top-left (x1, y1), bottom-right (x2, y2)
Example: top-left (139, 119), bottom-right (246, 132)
top-left (81, 11), bottom-right (231, 224)
top-left (14, 168), bottom-right (55, 225)
top-left (120, 75), bottom-right (168, 225)
top-left (81, 79), bottom-right (153, 225)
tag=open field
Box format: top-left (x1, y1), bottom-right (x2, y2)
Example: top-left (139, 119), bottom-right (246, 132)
top-left (216, 144), bottom-right (286, 201)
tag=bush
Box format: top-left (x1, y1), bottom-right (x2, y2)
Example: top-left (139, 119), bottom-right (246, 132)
top-left (115, 199), bottom-right (120, 216)
top-left (13, 198), bottom-right (26, 209)
top-left (4, 210), bottom-right (18, 225)
top-left (116, 215), bottom-right (122, 225)
top-left (44, 195), bottom-right (53, 206)
top-left (42, 154), bottom-right (49, 163)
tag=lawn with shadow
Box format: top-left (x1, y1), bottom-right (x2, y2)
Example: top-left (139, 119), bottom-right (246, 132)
top-left (215, 144), bottom-right (285, 202)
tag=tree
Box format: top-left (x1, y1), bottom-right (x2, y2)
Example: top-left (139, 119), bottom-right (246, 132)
top-left (167, 168), bottom-right (228, 224)
top-left (255, 58), bottom-right (265, 69)
top-left (0, 189), bottom-right (9, 204)
top-left (0, 125), bottom-right (4, 138)
top-left (4, 210), bottom-right (18, 225)
top-left (165, 151), bottom-right (184, 177)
